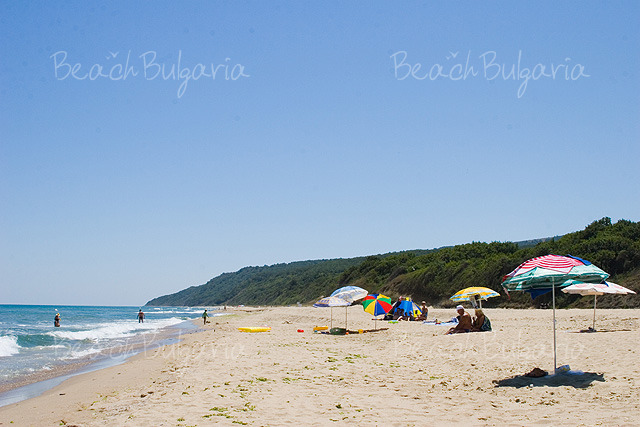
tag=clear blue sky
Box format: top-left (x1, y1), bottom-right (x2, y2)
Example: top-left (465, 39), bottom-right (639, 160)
top-left (1, 1), bottom-right (638, 305)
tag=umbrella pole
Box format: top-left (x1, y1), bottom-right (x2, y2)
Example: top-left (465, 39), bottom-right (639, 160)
top-left (345, 306), bottom-right (348, 330)
top-left (330, 307), bottom-right (333, 329)
top-left (479, 298), bottom-right (482, 309)
top-left (552, 279), bottom-right (557, 372)
top-left (593, 295), bottom-right (597, 331)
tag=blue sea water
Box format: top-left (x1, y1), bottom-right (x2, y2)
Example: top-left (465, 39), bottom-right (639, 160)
top-left (0, 305), bottom-right (220, 391)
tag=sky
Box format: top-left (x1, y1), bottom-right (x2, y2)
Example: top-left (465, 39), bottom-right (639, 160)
top-left (1, 1), bottom-right (638, 306)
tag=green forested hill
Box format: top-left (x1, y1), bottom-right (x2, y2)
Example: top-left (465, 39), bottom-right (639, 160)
top-left (146, 258), bottom-right (367, 306)
top-left (146, 218), bottom-right (640, 308)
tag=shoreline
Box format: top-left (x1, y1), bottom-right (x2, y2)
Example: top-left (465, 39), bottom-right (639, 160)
top-left (0, 307), bottom-right (638, 425)
top-left (0, 317), bottom-right (204, 407)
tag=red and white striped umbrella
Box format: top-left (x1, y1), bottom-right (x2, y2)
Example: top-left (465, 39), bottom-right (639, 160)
top-left (502, 254), bottom-right (609, 291)
top-left (507, 254), bottom-right (586, 275)
top-left (561, 281), bottom-right (635, 296)
top-left (600, 282), bottom-right (636, 295)
top-left (502, 254), bottom-right (610, 372)
top-left (562, 281), bottom-right (636, 330)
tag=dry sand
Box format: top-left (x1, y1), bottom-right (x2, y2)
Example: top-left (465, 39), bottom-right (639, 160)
top-left (0, 307), bottom-right (638, 426)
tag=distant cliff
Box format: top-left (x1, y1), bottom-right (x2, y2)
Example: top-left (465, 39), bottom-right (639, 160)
top-left (146, 218), bottom-right (640, 308)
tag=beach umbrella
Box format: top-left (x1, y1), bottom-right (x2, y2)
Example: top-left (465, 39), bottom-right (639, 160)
top-left (330, 286), bottom-right (368, 330)
top-left (602, 282), bottom-right (637, 295)
top-left (562, 281), bottom-right (636, 331)
top-left (313, 296), bottom-right (350, 329)
top-left (362, 293), bottom-right (393, 330)
top-left (450, 287), bottom-right (500, 308)
top-left (501, 254), bottom-right (609, 372)
top-left (330, 286), bottom-right (368, 303)
top-left (396, 300), bottom-right (422, 318)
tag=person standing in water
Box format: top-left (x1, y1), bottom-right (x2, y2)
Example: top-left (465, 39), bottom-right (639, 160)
top-left (54, 312), bottom-right (61, 327)
top-left (138, 309), bottom-right (145, 323)
top-left (202, 309), bottom-right (209, 325)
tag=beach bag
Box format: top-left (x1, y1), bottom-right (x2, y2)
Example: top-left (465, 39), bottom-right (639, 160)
top-left (481, 317), bottom-right (492, 332)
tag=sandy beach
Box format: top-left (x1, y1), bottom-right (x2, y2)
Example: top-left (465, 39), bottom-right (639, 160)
top-left (0, 307), bottom-right (638, 426)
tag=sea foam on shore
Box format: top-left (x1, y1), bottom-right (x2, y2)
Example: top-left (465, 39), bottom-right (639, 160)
top-left (0, 305), bottom-right (224, 393)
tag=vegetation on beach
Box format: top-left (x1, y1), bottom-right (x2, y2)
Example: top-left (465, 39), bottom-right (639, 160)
top-left (146, 218), bottom-right (640, 308)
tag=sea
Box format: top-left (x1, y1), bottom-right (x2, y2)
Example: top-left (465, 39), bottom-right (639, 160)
top-left (0, 305), bottom-right (225, 406)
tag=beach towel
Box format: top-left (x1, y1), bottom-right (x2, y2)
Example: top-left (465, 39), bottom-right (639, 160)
top-left (423, 318), bottom-right (458, 327)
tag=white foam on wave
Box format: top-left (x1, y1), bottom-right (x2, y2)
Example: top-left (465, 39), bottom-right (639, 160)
top-left (148, 310), bottom-right (204, 314)
top-left (31, 344), bottom-right (66, 350)
top-left (0, 335), bottom-right (21, 357)
top-left (45, 317), bottom-right (185, 342)
top-left (63, 347), bottom-right (104, 360)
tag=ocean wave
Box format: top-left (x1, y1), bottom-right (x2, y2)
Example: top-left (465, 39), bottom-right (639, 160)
top-left (0, 335), bottom-right (21, 357)
top-left (45, 317), bottom-right (185, 342)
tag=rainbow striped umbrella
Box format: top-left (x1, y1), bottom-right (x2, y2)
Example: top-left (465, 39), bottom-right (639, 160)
top-left (450, 287), bottom-right (500, 308)
top-left (362, 294), bottom-right (392, 330)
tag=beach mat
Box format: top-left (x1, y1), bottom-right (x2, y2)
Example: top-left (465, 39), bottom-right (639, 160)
top-left (320, 328), bottom-right (389, 335)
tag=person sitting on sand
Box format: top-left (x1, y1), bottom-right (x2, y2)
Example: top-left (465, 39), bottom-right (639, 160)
top-left (416, 301), bottom-right (428, 321)
top-left (471, 309), bottom-right (492, 332)
top-left (445, 305), bottom-right (472, 334)
top-left (394, 308), bottom-right (407, 321)
top-left (390, 296), bottom-right (404, 313)
top-left (400, 310), bottom-right (414, 321)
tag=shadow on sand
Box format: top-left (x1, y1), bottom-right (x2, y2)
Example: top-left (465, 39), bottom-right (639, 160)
top-left (494, 372), bottom-right (605, 389)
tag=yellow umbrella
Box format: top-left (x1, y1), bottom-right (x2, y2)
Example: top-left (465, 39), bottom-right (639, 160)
top-left (450, 287), bottom-right (499, 308)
